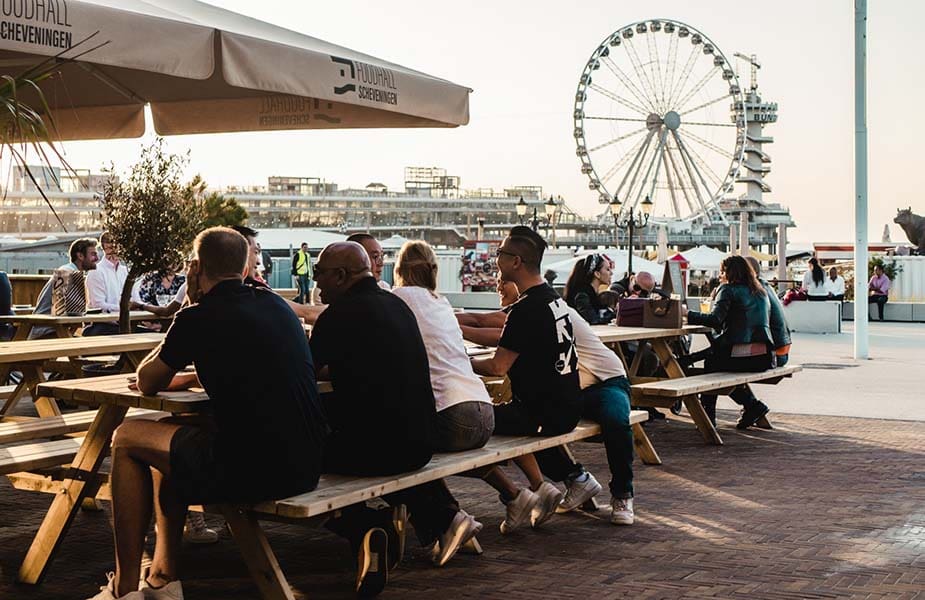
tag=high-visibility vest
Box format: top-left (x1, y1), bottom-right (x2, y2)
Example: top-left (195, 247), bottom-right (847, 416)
top-left (295, 250), bottom-right (311, 276)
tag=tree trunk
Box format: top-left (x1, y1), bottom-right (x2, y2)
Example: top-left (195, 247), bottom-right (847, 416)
top-left (119, 270), bottom-right (137, 334)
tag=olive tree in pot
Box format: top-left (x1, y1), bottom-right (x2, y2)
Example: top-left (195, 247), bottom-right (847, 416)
top-left (101, 138), bottom-right (204, 334)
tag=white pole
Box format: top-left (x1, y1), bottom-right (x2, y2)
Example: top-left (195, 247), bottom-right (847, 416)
top-left (777, 223), bottom-right (787, 282)
top-left (739, 211), bottom-right (750, 257)
top-left (854, 0), bottom-right (869, 359)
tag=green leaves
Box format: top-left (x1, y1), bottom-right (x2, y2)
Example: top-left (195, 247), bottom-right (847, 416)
top-left (101, 137), bottom-right (204, 283)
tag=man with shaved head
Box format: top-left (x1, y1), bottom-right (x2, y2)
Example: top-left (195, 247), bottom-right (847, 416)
top-left (89, 227), bottom-right (326, 600)
top-left (311, 241), bottom-right (470, 594)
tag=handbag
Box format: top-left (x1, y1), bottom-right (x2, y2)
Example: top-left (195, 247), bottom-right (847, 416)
top-left (51, 269), bottom-right (88, 317)
top-left (616, 297), bottom-right (646, 327)
top-left (642, 297), bottom-right (683, 328)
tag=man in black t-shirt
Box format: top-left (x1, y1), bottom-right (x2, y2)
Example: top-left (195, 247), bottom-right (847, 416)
top-left (471, 226), bottom-right (582, 534)
top-left (89, 228), bottom-right (327, 600)
top-left (311, 241), bottom-right (481, 594)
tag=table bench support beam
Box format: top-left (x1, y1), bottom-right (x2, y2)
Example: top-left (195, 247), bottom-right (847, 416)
top-left (220, 505), bottom-right (296, 600)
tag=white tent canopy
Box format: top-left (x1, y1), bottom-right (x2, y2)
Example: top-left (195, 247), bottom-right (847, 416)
top-left (672, 245), bottom-right (728, 272)
top-left (0, 0), bottom-right (471, 139)
top-left (545, 249), bottom-right (662, 285)
top-left (379, 234), bottom-right (411, 250)
top-left (255, 228), bottom-right (345, 252)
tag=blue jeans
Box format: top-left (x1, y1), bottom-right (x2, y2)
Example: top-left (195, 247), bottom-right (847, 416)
top-left (296, 274), bottom-right (312, 304)
top-left (537, 376), bottom-right (634, 499)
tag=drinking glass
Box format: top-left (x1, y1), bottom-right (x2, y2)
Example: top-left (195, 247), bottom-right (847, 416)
top-left (156, 294), bottom-right (172, 307)
top-left (700, 299), bottom-right (711, 313)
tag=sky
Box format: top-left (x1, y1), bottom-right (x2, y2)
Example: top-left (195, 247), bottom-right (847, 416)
top-left (49, 0), bottom-right (925, 244)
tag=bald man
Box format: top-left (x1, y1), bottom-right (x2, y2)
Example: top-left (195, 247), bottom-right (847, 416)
top-left (310, 241), bottom-right (477, 592)
top-left (629, 271), bottom-right (668, 299)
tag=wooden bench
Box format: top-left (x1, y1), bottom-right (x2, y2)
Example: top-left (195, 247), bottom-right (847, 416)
top-left (631, 365), bottom-right (803, 445)
top-left (0, 438), bottom-right (86, 476)
top-left (0, 407), bottom-right (166, 445)
top-left (218, 413), bottom-right (654, 600)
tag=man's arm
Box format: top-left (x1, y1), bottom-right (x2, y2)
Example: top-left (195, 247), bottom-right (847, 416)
top-left (471, 346), bottom-right (519, 377)
top-left (136, 346), bottom-right (179, 395)
top-left (460, 325), bottom-right (503, 347)
top-left (455, 310), bottom-right (507, 328)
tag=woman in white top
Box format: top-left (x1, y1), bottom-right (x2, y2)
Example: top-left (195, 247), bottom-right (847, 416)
top-left (801, 257), bottom-right (828, 300)
top-left (392, 241), bottom-right (494, 452)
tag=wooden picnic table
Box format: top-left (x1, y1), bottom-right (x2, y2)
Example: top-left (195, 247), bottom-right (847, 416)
top-left (0, 310), bottom-right (158, 341)
top-left (0, 333), bottom-right (164, 420)
top-left (19, 373), bottom-right (332, 584)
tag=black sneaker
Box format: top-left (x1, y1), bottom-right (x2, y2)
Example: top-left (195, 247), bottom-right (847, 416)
top-left (356, 527), bottom-right (388, 597)
top-left (736, 401), bottom-right (770, 430)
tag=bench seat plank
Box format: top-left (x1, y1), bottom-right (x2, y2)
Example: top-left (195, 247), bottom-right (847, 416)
top-left (256, 414), bottom-right (649, 520)
top-left (632, 365), bottom-right (802, 398)
top-left (0, 408), bottom-right (166, 445)
top-left (0, 437), bottom-right (85, 475)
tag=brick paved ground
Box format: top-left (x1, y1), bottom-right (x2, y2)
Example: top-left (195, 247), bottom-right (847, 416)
top-left (2, 410), bottom-right (924, 599)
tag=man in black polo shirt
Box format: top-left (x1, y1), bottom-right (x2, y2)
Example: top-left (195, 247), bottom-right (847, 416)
top-left (311, 241), bottom-right (481, 594)
top-left (88, 227), bottom-right (326, 600)
top-left (471, 226), bottom-right (582, 534)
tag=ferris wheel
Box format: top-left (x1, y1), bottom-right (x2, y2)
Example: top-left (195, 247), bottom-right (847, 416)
top-left (574, 19), bottom-right (747, 225)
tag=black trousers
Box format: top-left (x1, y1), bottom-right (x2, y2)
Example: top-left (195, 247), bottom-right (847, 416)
top-left (868, 295), bottom-right (887, 320)
top-left (699, 346), bottom-right (773, 414)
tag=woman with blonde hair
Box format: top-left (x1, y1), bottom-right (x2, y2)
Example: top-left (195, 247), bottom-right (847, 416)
top-left (393, 240), bottom-right (495, 450)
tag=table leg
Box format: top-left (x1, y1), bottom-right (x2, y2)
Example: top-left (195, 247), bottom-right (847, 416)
top-left (18, 403), bottom-right (129, 584)
top-left (12, 322), bottom-right (33, 341)
top-left (23, 364), bottom-right (61, 418)
top-left (649, 339), bottom-right (723, 446)
top-left (631, 422), bottom-right (662, 465)
top-left (0, 376), bottom-right (30, 419)
top-left (219, 505), bottom-right (296, 600)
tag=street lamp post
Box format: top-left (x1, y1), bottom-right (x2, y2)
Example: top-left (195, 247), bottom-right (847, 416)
top-left (609, 195), bottom-right (653, 275)
top-left (544, 195), bottom-right (558, 245)
top-left (515, 197), bottom-right (528, 226)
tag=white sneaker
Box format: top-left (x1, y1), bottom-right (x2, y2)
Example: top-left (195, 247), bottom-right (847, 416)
top-left (183, 512), bottom-right (218, 544)
top-left (530, 482), bottom-right (563, 528)
top-left (87, 572), bottom-right (145, 600)
top-left (557, 472), bottom-right (602, 513)
top-left (432, 510), bottom-right (483, 567)
top-left (499, 488), bottom-right (540, 534)
top-left (610, 497), bottom-right (635, 526)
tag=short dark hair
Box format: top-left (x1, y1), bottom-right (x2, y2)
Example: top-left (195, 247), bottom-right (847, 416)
top-left (69, 238), bottom-right (98, 262)
top-left (231, 225), bottom-right (258, 240)
top-left (346, 233), bottom-right (377, 245)
top-left (194, 227), bottom-right (249, 279)
top-left (506, 226), bottom-right (547, 273)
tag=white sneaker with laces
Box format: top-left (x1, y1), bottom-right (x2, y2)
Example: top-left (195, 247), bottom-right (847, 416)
top-left (610, 497), bottom-right (635, 526)
top-left (530, 482), bottom-right (563, 528)
top-left (86, 572), bottom-right (145, 600)
top-left (556, 472), bottom-right (602, 513)
top-left (499, 488), bottom-right (540, 534)
top-left (432, 510), bottom-right (483, 567)
top-left (183, 512), bottom-right (218, 544)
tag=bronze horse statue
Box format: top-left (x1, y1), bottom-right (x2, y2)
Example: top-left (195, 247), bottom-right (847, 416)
top-left (894, 208), bottom-right (925, 255)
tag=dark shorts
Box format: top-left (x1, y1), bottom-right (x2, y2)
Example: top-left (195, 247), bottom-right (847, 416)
top-left (169, 426), bottom-right (235, 505)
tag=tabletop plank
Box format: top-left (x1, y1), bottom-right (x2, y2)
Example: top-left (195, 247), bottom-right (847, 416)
top-left (0, 310), bottom-right (156, 326)
top-left (591, 324), bottom-right (711, 343)
top-left (0, 333), bottom-right (164, 363)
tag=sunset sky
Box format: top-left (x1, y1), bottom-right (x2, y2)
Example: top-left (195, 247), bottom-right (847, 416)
top-left (52, 0), bottom-right (923, 244)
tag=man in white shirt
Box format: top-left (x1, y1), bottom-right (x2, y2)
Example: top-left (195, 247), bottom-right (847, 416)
top-left (85, 231), bottom-right (129, 335)
top-left (825, 267), bottom-right (846, 301)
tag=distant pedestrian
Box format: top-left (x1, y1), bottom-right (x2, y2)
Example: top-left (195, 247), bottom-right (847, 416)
top-left (868, 265), bottom-right (890, 321)
top-left (825, 267), bottom-right (845, 301)
top-left (291, 241), bottom-right (312, 303)
top-left (801, 257), bottom-right (828, 301)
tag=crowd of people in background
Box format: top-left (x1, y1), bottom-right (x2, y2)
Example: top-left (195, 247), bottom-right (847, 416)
top-left (0, 224), bottom-right (898, 598)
